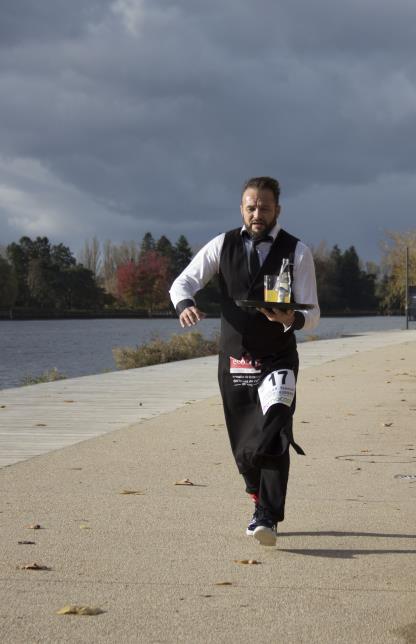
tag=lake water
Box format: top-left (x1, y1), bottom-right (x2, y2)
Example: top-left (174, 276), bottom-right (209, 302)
top-left (0, 316), bottom-right (412, 390)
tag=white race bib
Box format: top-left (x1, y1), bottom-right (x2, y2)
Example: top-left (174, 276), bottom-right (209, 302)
top-left (258, 369), bottom-right (296, 415)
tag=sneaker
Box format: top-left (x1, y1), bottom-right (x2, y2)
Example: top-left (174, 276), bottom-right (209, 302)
top-left (253, 507), bottom-right (278, 546)
top-left (253, 520), bottom-right (277, 546)
top-left (246, 505), bottom-right (260, 536)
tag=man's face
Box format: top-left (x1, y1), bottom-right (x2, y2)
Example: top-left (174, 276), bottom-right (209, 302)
top-left (240, 187), bottom-right (281, 239)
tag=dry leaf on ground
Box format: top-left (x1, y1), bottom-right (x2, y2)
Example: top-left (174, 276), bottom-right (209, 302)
top-left (56, 605), bottom-right (104, 616)
top-left (174, 479), bottom-right (194, 486)
top-left (234, 559), bottom-right (261, 565)
top-left (382, 422), bottom-right (393, 427)
top-left (119, 489), bottom-right (145, 495)
top-left (18, 541), bottom-right (36, 545)
top-left (35, 423), bottom-right (47, 427)
top-left (25, 524), bottom-right (42, 530)
top-left (215, 581), bottom-right (233, 586)
top-left (79, 524), bottom-right (91, 529)
top-left (17, 562), bottom-right (50, 570)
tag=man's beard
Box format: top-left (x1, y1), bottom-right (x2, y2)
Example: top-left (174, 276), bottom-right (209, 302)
top-left (247, 217), bottom-right (277, 240)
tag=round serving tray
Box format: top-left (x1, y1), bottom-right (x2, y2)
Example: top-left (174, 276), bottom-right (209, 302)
top-left (235, 300), bottom-right (315, 311)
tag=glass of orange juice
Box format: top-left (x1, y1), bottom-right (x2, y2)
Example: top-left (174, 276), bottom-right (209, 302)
top-left (264, 275), bottom-right (279, 302)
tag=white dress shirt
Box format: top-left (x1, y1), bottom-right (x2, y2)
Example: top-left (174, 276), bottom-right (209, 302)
top-left (169, 222), bottom-right (320, 331)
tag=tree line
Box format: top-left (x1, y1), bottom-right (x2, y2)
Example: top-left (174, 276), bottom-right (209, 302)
top-left (1, 230), bottom-right (415, 317)
top-left (0, 233), bottom-right (194, 316)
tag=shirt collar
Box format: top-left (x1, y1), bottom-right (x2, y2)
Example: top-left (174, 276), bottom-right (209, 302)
top-left (240, 221), bottom-right (281, 241)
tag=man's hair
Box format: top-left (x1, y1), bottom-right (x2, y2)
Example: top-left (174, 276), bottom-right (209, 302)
top-left (241, 176), bottom-right (280, 204)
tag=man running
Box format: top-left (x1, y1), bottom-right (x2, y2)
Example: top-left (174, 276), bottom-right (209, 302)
top-left (169, 176), bottom-right (320, 546)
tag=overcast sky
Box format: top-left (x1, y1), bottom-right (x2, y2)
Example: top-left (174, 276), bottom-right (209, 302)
top-left (1, 0), bottom-right (416, 263)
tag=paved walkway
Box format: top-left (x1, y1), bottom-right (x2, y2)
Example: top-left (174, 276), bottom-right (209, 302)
top-left (1, 330), bottom-right (416, 643)
top-left (1, 329), bottom-right (416, 468)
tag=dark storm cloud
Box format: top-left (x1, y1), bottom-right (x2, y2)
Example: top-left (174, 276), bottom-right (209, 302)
top-left (0, 0), bottom-right (111, 47)
top-left (1, 0), bottom-right (416, 259)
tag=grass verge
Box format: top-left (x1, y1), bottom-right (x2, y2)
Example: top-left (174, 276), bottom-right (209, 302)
top-left (21, 368), bottom-right (67, 386)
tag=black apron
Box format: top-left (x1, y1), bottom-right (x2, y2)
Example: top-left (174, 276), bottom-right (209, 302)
top-left (218, 349), bottom-right (304, 474)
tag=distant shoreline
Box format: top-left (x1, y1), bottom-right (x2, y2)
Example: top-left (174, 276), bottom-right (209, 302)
top-left (0, 309), bottom-right (403, 321)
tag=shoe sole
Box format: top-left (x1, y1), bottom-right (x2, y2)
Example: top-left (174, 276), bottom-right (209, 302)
top-left (246, 528), bottom-right (255, 536)
top-left (253, 526), bottom-right (277, 546)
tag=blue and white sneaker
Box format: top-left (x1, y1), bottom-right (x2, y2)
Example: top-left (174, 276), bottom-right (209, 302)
top-left (246, 505), bottom-right (260, 536)
top-left (253, 519), bottom-right (277, 546)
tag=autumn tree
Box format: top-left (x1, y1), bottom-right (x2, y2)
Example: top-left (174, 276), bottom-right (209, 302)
top-left (135, 250), bottom-right (171, 314)
top-left (101, 240), bottom-right (141, 295)
top-left (116, 261), bottom-right (139, 307)
top-left (379, 230), bottom-right (416, 313)
top-left (117, 251), bottom-right (171, 314)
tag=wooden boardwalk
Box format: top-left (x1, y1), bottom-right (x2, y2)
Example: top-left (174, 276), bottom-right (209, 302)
top-left (1, 329), bottom-right (416, 468)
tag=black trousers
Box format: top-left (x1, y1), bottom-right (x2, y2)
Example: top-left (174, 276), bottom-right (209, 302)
top-left (242, 450), bottom-right (290, 522)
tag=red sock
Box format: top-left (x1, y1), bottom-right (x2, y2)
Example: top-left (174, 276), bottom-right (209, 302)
top-left (250, 493), bottom-right (259, 504)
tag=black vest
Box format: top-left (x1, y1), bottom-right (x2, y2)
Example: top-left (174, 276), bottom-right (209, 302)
top-left (218, 228), bottom-right (299, 358)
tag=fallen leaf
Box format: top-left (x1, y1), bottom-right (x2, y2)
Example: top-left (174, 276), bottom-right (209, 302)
top-left (234, 559), bottom-right (261, 565)
top-left (174, 479), bottom-right (194, 486)
top-left (17, 562), bottom-right (50, 570)
top-left (382, 422), bottom-right (393, 427)
top-left (119, 489), bottom-right (145, 495)
top-left (64, 400), bottom-right (75, 403)
top-left (360, 450), bottom-right (369, 453)
top-left (56, 605), bottom-right (104, 616)
top-left (0, 405), bottom-right (6, 408)
top-left (35, 423), bottom-right (47, 427)
top-left (79, 524), bottom-right (91, 529)
top-left (215, 581), bottom-right (233, 586)
top-left (18, 541), bottom-right (36, 545)
top-left (25, 524), bottom-right (42, 530)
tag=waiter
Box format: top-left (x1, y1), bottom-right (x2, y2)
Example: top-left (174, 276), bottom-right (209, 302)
top-left (170, 176), bottom-right (320, 546)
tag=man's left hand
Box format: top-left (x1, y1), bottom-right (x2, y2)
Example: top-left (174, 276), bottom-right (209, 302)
top-left (258, 307), bottom-right (295, 329)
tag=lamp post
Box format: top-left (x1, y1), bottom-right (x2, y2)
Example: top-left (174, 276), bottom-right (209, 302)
top-left (405, 246), bottom-right (409, 330)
